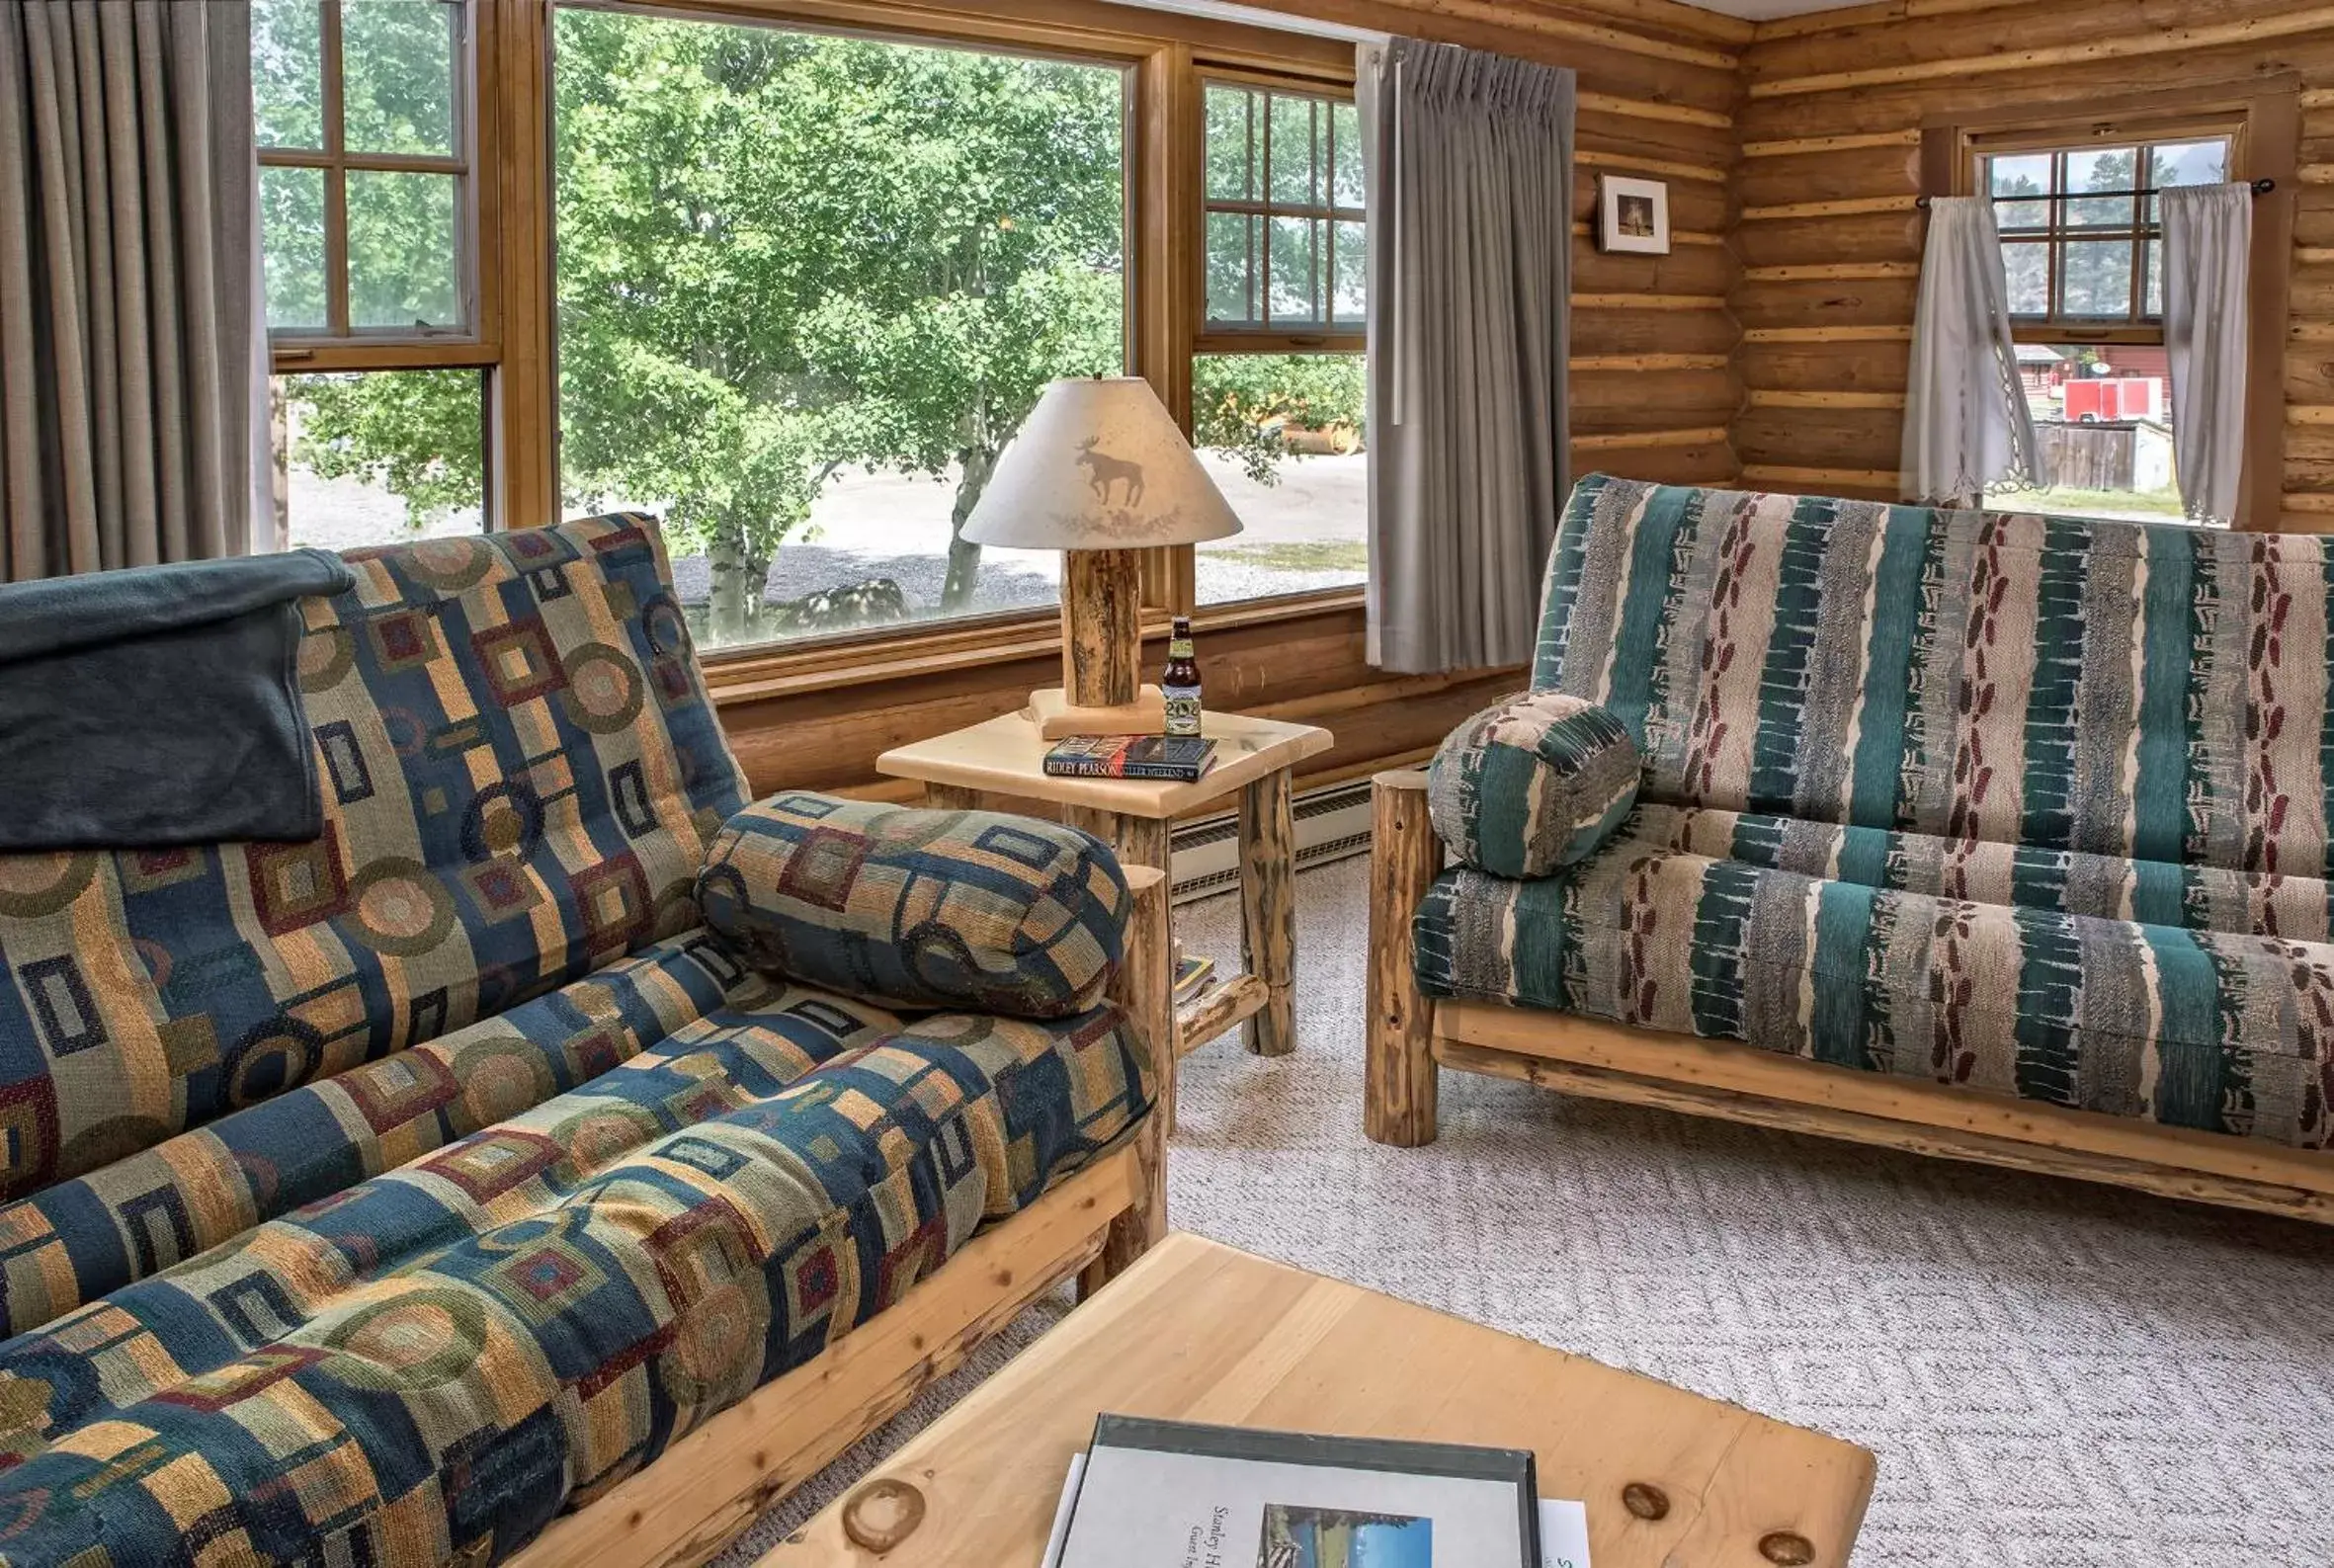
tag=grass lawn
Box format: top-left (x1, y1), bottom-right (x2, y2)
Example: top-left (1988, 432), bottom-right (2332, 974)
top-left (1990, 484), bottom-right (2187, 520)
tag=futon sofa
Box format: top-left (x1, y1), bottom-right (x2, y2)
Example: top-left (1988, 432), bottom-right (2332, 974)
top-left (0, 517), bottom-right (1159, 1565)
top-left (1368, 474), bottom-right (2334, 1223)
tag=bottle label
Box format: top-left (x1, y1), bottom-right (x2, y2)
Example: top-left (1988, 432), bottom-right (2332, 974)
top-left (1162, 684), bottom-right (1202, 737)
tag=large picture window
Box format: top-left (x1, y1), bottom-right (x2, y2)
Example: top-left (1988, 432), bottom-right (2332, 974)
top-left (551, 9), bottom-right (1128, 651)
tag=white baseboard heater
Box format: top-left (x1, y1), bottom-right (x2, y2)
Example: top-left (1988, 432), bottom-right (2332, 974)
top-left (1167, 776), bottom-right (1375, 905)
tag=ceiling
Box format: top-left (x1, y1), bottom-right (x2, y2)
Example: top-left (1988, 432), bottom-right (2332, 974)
top-left (1685, 0), bottom-right (1872, 15)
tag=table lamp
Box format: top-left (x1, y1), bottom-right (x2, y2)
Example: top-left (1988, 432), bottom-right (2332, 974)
top-left (962, 377), bottom-right (1242, 739)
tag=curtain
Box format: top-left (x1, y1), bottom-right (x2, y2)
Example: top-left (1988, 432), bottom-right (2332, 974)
top-left (1361, 39), bottom-right (1573, 675)
top-left (1900, 195), bottom-right (2040, 507)
top-left (0, 1), bottom-right (256, 584)
top-left (2160, 183), bottom-right (2250, 526)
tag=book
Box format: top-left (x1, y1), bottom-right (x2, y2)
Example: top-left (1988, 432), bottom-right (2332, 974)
top-left (1173, 952), bottom-right (1215, 1005)
top-left (1043, 735), bottom-right (1216, 784)
top-left (1042, 1453), bottom-right (1591, 1568)
top-left (1051, 1415), bottom-right (1541, 1568)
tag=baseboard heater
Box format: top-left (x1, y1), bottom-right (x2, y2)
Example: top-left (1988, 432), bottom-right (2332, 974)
top-left (1168, 777), bottom-right (1375, 905)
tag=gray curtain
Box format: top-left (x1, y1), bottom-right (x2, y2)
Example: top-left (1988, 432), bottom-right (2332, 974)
top-left (1361, 38), bottom-right (1573, 675)
top-left (0, 0), bottom-right (255, 583)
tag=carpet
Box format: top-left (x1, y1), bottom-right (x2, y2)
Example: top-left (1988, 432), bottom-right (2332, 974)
top-left (713, 857), bottom-right (2334, 1567)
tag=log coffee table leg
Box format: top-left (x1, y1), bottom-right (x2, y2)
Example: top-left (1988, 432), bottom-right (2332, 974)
top-left (923, 783), bottom-right (980, 810)
top-left (1238, 767), bottom-right (1296, 1057)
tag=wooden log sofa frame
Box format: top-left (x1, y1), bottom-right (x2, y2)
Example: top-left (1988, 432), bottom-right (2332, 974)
top-left (509, 867), bottom-right (1173, 1568)
top-left (1363, 772), bottom-right (2334, 1228)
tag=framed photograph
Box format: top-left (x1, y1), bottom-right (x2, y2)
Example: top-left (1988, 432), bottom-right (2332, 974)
top-left (1597, 174), bottom-right (1671, 255)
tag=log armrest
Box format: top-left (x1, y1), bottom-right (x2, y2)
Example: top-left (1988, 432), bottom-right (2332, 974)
top-left (1367, 771), bottom-right (1444, 1147)
top-left (696, 791), bottom-right (1130, 1019)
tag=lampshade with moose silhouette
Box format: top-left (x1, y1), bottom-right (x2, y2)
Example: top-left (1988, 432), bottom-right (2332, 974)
top-left (961, 377), bottom-right (1243, 550)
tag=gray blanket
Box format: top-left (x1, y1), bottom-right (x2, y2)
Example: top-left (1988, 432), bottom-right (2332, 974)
top-left (0, 548), bottom-right (357, 850)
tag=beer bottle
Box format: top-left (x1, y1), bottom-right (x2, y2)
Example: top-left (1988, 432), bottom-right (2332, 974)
top-left (1161, 617), bottom-right (1202, 737)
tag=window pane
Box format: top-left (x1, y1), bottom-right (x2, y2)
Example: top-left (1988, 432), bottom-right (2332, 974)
top-left (2146, 236), bottom-right (2164, 317)
top-left (2151, 139), bottom-right (2228, 189)
top-left (1331, 220), bottom-right (1365, 325)
top-left (554, 12), bottom-right (1125, 651)
top-left (1205, 84), bottom-right (1255, 202)
top-left (1208, 210), bottom-right (1259, 325)
top-left (252, 0), bottom-right (324, 149)
top-left (1331, 101), bottom-right (1363, 209)
top-left (1192, 354), bottom-right (1366, 604)
top-left (2002, 239), bottom-right (2048, 316)
top-left (347, 170), bottom-right (460, 329)
top-left (260, 165), bottom-right (327, 329)
top-left (2058, 237), bottom-right (2133, 318)
top-left (1269, 215), bottom-right (1319, 322)
top-left (273, 370), bottom-right (485, 550)
top-left (2065, 146), bottom-right (2137, 229)
top-left (1267, 94), bottom-right (1320, 207)
top-left (1997, 344), bottom-right (2188, 525)
top-left (342, 0), bottom-right (458, 157)
top-left (1989, 153), bottom-right (2053, 198)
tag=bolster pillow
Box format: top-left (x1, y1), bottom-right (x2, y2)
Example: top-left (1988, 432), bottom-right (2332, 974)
top-left (1427, 692), bottom-right (1641, 878)
top-left (695, 791), bottom-right (1129, 1018)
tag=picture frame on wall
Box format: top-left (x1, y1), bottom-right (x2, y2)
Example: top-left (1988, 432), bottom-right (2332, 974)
top-left (1596, 175), bottom-right (1670, 255)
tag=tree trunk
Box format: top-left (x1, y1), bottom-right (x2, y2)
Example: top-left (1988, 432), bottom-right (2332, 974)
top-left (707, 516), bottom-right (756, 644)
top-left (940, 438), bottom-right (995, 613)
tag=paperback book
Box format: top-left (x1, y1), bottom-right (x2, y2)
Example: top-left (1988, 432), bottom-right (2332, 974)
top-left (1047, 1415), bottom-right (1542, 1568)
top-left (1043, 735), bottom-right (1216, 784)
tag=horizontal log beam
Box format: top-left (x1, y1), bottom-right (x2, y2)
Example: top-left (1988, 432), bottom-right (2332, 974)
top-left (1749, 6), bottom-right (2334, 98)
top-left (1571, 425), bottom-right (1731, 451)
top-left (2305, 164), bottom-right (2334, 186)
top-left (1746, 388), bottom-right (1907, 409)
top-left (1572, 352), bottom-right (1731, 371)
top-left (1741, 262), bottom-right (1919, 282)
top-left (1741, 195), bottom-right (1922, 221)
top-left (1576, 146), bottom-right (1727, 184)
top-left (1577, 89), bottom-right (1732, 130)
top-left (1571, 291), bottom-right (1729, 310)
top-left (2286, 491), bottom-right (2334, 512)
top-left (2292, 406), bottom-right (2334, 426)
top-left (1572, 221), bottom-right (1725, 248)
top-left (1393, 0), bottom-right (1739, 69)
top-left (1741, 324), bottom-right (1914, 343)
top-left (1742, 463), bottom-right (1900, 490)
top-left (1741, 129), bottom-right (1921, 158)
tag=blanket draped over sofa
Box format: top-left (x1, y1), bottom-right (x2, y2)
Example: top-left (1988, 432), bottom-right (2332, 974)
top-left (0, 519), bottom-right (1152, 1566)
top-left (1418, 474), bottom-right (2334, 1151)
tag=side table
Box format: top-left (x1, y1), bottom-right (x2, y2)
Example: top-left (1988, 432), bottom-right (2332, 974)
top-left (876, 708), bottom-right (1333, 1129)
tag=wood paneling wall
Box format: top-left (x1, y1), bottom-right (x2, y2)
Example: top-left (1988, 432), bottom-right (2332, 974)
top-left (1729, 0), bottom-right (2328, 525)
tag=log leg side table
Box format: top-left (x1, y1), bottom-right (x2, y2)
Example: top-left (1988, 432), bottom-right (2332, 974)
top-left (876, 708), bottom-right (1333, 1137)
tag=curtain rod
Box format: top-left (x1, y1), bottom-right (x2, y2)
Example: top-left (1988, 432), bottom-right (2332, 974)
top-left (1916, 178), bottom-right (2277, 209)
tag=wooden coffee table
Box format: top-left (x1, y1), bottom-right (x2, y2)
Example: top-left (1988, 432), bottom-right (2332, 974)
top-left (759, 1233), bottom-right (1875, 1566)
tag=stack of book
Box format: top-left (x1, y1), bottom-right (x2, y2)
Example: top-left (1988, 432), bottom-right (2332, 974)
top-left (1043, 735), bottom-right (1216, 784)
top-left (1042, 1415), bottom-right (1590, 1568)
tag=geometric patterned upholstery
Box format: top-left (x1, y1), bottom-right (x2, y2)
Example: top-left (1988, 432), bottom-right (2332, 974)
top-left (0, 516), bottom-right (1158, 1566)
top-left (0, 515), bottom-right (747, 1198)
top-left (698, 792), bottom-right (1131, 1019)
top-left (0, 990), bottom-right (1151, 1562)
top-left (1419, 475), bottom-right (2334, 1152)
top-left (0, 927), bottom-right (748, 1344)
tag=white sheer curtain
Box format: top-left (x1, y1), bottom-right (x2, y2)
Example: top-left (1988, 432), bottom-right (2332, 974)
top-left (2160, 183), bottom-right (2251, 526)
top-left (1900, 196), bottom-right (2041, 506)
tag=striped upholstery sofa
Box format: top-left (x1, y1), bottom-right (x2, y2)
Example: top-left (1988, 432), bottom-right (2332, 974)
top-left (0, 519), bottom-right (1153, 1566)
top-left (1372, 474), bottom-right (2334, 1212)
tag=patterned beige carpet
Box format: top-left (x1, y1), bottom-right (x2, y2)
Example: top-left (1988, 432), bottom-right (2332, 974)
top-left (716, 857), bottom-right (2334, 1567)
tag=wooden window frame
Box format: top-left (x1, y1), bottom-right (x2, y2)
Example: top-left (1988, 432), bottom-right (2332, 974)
top-left (516, 0), bottom-right (1362, 695)
top-left (1921, 78), bottom-right (2301, 531)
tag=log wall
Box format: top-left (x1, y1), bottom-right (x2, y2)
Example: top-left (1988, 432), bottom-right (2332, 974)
top-left (1729, 0), bottom-right (2331, 525)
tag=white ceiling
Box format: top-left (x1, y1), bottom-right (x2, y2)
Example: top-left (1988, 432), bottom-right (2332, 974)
top-left (1687, 0), bottom-right (1872, 15)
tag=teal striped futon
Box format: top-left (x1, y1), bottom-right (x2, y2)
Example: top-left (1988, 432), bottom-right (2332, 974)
top-left (1416, 474), bottom-right (2334, 1149)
